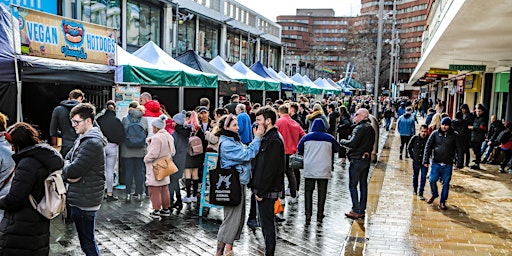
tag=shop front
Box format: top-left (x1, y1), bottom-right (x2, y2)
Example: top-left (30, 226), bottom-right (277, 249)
top-left (493, 72), bottom-right (510, 119)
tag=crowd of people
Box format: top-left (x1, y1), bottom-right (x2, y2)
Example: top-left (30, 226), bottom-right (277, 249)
top-left (0, 88), bottom-right (510, 255)
top-left (389, 96), bottom-right (512, 210)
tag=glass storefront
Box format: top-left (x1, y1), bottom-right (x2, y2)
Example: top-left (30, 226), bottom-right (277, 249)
top-left (198, 22), bottom-right (219, 59)
top-left (226, 32), bottom-right (240, 63)
top-left (126, 0), bottom-right (161, 47)
top-left (259, 43), bottom-right (268, 66)
top-left (80, 0), bottom-right (121, 41)
top-left (177, 14), bottom-right (196, 55)
top-left (268, 45), bottom-right (280, 69)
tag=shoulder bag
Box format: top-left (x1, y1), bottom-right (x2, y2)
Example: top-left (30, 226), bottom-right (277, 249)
top-left (289, 154), bottom-right (304, 169)
top-left (209, 142), bottom-right (242, 206)
top-left (152, 134), bottom-right (178, 180)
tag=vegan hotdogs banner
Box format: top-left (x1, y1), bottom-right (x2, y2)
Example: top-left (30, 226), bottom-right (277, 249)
top-left (17, 7), bottom-right (116, 65)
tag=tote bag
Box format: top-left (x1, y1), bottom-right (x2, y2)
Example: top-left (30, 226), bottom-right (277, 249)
top-left (209, 143), bottom-right (242, 206)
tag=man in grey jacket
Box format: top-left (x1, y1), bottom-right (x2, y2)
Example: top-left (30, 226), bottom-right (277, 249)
top-left (63, 103), bottom-right (107, 256)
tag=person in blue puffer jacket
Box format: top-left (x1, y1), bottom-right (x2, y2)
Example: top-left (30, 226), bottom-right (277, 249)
top-left (397, 107), bottom-right (416, 159)
top-left (215, 114), bottom-right (263, 256)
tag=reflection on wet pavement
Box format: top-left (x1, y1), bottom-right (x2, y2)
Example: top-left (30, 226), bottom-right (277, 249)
top-left (362, 120), bottom-right (512, 256)
top-left (50, 129), bottom-right (389, 256)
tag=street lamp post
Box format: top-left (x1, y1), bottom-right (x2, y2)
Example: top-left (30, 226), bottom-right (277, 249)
top-left (388, 0), bottom-right (397, 89)
top-left (373, 0), bottom-right (385, 116)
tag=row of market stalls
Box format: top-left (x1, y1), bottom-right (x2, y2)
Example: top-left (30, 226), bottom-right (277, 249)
top-left (0, 3), bottom-right (357, 143)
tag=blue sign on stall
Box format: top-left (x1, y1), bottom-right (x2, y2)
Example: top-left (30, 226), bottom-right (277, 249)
top-left (1, 0), bottom-right (58, 15)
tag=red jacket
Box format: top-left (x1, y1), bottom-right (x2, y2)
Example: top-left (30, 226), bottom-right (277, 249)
top-left (144, 100), bottom-right (163, 117)
top-left (276, 115), bottom-right (306, 155)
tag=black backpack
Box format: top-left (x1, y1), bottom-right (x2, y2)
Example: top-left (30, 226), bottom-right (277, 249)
top-left (124, 115), bottom-right (146, 148)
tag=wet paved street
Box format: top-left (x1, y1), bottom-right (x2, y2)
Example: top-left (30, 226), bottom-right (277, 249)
top-left (50, 117), bottom-right (512, 255)
top-left (50, 129), bottom-right (388, 256)
top-left (345, 116), bottom-right (512, 256)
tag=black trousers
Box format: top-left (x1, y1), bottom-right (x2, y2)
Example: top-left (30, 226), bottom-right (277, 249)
top-left (304, 178), bottom-right (328, 218)
top-left (282, 155), bottom-right (297, 198)
top-left (257, 197), bottom-right (277, 256)
top-left (248, 192), bottom-right (257, 220)
top-left (471, 142), bottom-right (482, 165)
top-left (400, 135), bottom-right (411, 156)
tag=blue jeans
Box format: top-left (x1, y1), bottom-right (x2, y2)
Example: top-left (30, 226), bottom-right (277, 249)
top-left (123, 157), bottom-right (145, 195)
top-left (348, 158), bottom-right (371, 214)
top-left (69, 206), bottom-right (99, 256)
top-left (412, 163), bottom-right (428, 194)
top-left (429, 162), bottom-right (453, 203)
top-left (480, 141), bottom-right (492, 161)
top-left (385, 117), bottom-right (391, 130)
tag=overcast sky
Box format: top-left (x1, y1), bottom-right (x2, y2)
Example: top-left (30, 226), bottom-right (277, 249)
top-left (234, 0), bottom-right (362, 22)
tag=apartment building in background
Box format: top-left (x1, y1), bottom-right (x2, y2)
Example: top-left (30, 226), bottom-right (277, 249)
top-left (278, 0), bottom-right (429, 90)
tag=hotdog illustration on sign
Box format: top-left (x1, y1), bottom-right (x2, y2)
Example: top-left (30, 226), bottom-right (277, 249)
top-left (62, 20), bottom-right (85, 47)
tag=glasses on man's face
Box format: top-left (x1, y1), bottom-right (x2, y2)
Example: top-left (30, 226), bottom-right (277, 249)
top-left (71, 119), bottom-right (85, 126)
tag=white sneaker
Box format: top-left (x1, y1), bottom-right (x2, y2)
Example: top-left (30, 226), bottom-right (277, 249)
top-left (182, 196), bottom-right (192, 203)
top-left (190, 196), bottom-right (197, 202)
top-left (285, 188), bottom-right (291, 196)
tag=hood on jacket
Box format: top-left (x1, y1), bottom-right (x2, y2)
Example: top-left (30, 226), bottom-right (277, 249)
top-left (60, 100), bottom-right (80, 109)
top-left (306, 110), bottom-right (323, 120)
top-left (128, 108), bottom-right (144, 120)
top-left (311, 118), bottom-right (327, 132)
top-left (144, 100), bottom-right (163, 117)
top-left (404, 113), bottom-right (411, 118)
top-left (82, 127), bottom-right (108, 146)
top-left (14, 144), bottom-right (64, 171)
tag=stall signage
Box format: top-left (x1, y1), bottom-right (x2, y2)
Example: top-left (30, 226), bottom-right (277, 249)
top-left (449, 64), bottom-right (486, 72)
top-left (1, 0), bottom-right (57, 15)
top-left (428, 68), bottom-right (458, 75)
top-left (18, 7), bottom-right (116, 65)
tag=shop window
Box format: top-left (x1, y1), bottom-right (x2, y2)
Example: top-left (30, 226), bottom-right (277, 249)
top-left (198, 23), bottom-right (219, 59)
top-left (80, 0), bottom-right (121, 41)
top-left (177, 17), bottom-right (196, 55)
top-left (226, 33), bottom-right (240, 63)
top-left (126, 1), bottom-right (161, 47)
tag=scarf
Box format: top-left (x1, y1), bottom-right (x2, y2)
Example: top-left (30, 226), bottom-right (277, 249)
top-left (219, 130), bottom-right (241, 142)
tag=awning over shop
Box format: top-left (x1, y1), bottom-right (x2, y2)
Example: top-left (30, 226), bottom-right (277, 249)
top-left (233, 61), bottom-right (280, 91)
top-left (250, 61), bottom-right (292, 91)
top-left (408, 0), bottom-right (512, 85)
top-left (20, 55), bottom-right (114, 85)
top-left (133, 41), bottom-right (217, 88)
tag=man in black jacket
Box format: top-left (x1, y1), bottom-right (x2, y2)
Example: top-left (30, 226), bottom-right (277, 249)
top-left (63, 103), bottom-right (107, 256)
top-left (424, 117), bottom-right (462, 210)
top-left (340, 108), bottom-right (375, 220)
top-left (407, 124), bottom-right (429, 200)
top-left (49, 89), bottom-right (84, 157)
top-left (251, 106), bottom-right (285, 256)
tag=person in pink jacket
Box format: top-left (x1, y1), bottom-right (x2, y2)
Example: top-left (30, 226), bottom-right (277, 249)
top-left (144, 114), bottom-right (176, 218)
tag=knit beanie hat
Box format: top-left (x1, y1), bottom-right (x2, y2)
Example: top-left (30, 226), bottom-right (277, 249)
top-left (172, 110), bottom-right (186, 125)
top-left (441, 117), bottom-right (452, 126)
top-left (152, 114), bottom-right (167, 129)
